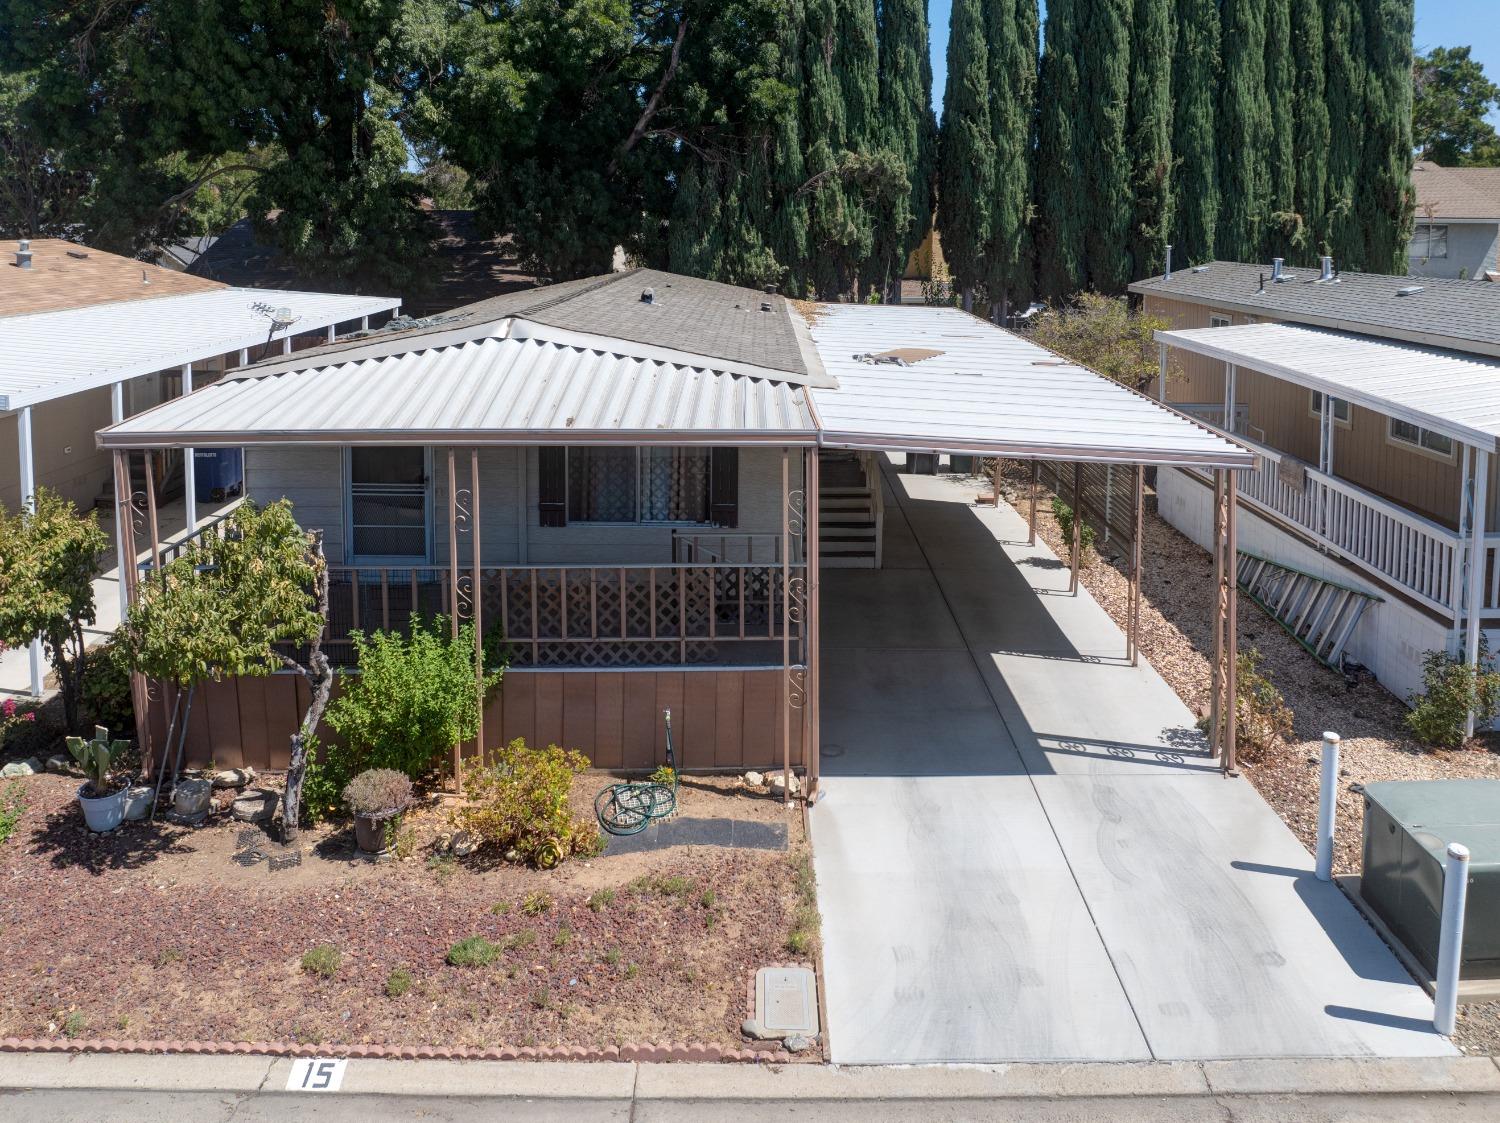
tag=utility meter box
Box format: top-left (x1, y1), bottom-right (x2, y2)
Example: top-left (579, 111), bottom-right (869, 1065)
top-left (1360, 779), bottom-right (1500, 978)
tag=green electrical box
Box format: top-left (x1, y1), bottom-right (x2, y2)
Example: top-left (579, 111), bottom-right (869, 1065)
top-left (1360, 780), bottom-right (1500, 979)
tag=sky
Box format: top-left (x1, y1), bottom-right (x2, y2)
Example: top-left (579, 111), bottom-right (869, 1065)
top-left (928, 1), bottom-right (1500, 123)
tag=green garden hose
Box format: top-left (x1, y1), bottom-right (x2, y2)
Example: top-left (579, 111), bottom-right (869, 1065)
top-left (594, 709), bottom-right (679, 836)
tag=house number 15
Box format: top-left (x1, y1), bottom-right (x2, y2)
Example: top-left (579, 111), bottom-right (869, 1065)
top-left (287, 1057), bottom-right (347, 1092)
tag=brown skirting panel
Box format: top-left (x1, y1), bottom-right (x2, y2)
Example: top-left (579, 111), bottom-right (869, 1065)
top-left (144, 668), bottom-right (803, 774)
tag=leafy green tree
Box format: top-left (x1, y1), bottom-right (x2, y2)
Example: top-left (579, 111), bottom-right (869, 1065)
top-left (1170, 0), bottom-right (1221, 266)
top-left (1035, 0), bottom-right (1084, 300)
top-left (117, 501), bottom-right (331, 840)
top-left (0, 490), bottom-right (109, 734)
top-left (1217, 0), bottom-right (1270, 262)
top-left (1413, 46), bottom-right (1500, 167)
top-left (1324, 0), bottom-right (1367, 265)
top-left (1357, 0), bottom-right (1415, 273)
top-left (1076, 0), bottom-right (1133, 293)
top-left (935, 0), bottom-right (994, 309)
top-left (1125, 0), bottom-right (1173, 282)
top-left (984, 0), bottom-right (1039, 315)
top-left (1028, 291), bottom-right (1177, 392)
top-left (1289, 0), bottom-right (1330, 261)
top-left (870, 0), bottom-right (938, 301)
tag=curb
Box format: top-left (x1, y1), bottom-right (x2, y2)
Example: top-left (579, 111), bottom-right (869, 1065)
top-left (0, 1036), bottom-right (792, 1064)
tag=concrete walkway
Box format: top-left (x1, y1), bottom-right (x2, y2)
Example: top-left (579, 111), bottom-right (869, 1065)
top-left (809, 465), bottom-right (1453, 1064)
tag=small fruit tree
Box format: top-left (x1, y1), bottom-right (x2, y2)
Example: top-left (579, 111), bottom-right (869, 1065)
top-left (118, 500), bottom-right (330, 840)
top-left (0, 489), bottom-right (110, 732)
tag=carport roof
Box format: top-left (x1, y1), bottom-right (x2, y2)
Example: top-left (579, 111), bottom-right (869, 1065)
top-left (803, 305), bottom-right (1256, 468)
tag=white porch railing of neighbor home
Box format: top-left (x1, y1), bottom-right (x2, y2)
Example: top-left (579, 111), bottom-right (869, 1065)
top-left (1225, 440), bottom-right (1465, 618)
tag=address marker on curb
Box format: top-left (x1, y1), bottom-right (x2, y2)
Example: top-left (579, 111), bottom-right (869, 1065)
top-left (287, 1058), bottom-right (347, 1092)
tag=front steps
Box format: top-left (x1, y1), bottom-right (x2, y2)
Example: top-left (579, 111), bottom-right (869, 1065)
top-left (821, 485), bottom-right (879, 568)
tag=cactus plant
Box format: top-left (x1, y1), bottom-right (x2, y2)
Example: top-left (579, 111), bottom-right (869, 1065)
top-left (66, 725), bottom-right (127, 797)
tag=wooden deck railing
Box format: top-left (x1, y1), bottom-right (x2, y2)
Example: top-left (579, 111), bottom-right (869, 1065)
top-left (324, 563), bottom-right (805, 668)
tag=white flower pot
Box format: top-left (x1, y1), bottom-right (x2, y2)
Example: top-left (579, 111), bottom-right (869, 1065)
top-left (78, 784), bottom-right (127, 833)
top-left (122, 785), bottom-right (154, 821)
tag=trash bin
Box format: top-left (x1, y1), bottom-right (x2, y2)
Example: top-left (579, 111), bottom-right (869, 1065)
top-left (194, 447), bottom-right (244, 503)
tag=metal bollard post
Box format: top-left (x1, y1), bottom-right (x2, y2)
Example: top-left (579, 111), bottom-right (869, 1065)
top-left (1434, 842), bottom-right (1471, 1036)
top-left (1315, 732), bottom-right (1340, 882)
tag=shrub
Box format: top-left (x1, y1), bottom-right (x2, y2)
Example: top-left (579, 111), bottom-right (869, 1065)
top-left (326, 616), bottom-right (502, 781)
top-left (61, 1011), bottom-right (86, 1038)
top-left (80, 637), bottom-right (133, 735)
top-left (0, 698), bottom-right (38, 752)
top-left (1408, 644), bottom-right (1500, 749)
top-left (520, 890), bottom-right (552, 915)
top-left (504, 930), bottom-right (537, 952)
top-left (1050, 498), bottom-right (1096, 556)
top-left (0, 782), bottom-right (24, 845)
top-left (386, 967), bottom-right (414, 998)
top-left (300, 735), bottom-right (358, 825)
top-left (452, 739), bottom-right (592, 868)
top-left (342, 769), bottom-right (413, 819)
top-left (301, 945), bottom-right (341, 978)
top-left (1234, 649), bottom-right (1295, 760)
top-left (587, 888), bottom-right (616, 912)
top-left (447, 936), bottom-right (500, 967)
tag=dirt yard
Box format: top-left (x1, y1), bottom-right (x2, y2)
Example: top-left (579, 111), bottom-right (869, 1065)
top-left (0, 768), bottom-right (815, 1057)
top-left (993, 464), bottom-right (1500, 1055)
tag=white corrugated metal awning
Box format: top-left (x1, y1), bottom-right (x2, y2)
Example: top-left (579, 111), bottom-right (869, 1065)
top-left (98, 322), bottom-right (816, 448)
top-left (806, 305), bottom-right (1255, 467)
top-left (0, 288), bottom-right (400, 410)
top-left (1157, 321), bottom-right (1500, 452)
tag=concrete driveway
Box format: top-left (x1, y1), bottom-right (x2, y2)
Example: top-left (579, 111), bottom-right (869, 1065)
top-left (808, 465), bottom-right (1452, 1064)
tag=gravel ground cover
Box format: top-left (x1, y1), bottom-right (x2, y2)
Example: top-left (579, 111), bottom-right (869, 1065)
top-left (0, 770), bottom-right (815, 1056)
top-left (992, 464), bottom-right (1500, 1054)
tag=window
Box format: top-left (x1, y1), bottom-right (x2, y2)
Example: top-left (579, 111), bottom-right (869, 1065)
top-left (1209, 313), bottom-right (1232, 328)
top-left (1409, 224), bottom-right (1449, 260)
top-left (1309, 390), bottom-right (1350, 425)
top-left (347, 447), bottom-right (430, 559)
top-left (566, 447), bottom-right (712, 524)
top-left (1389, 418), bottom-right (1455, 460)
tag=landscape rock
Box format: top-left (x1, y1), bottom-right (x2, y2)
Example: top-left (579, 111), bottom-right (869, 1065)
top-left (172, 778), bottom-right (213, 820)
top-left (768, 771), bottom-right (801, 796)
top-left (451, 831), bottom-right (477, 858)
top-left (0, 760), bottom-right (36, 778)
top-left (231, 788), bottom-right (280, 822)
top-left (744, 771), bottom-right (764, 787)
top-left (783, 1034), bottom-right (813, 1053)
top-left (212, 767), bottom-right (256, 789)
top-left (740, 1018), bottom-right (774, 1041)
top-left (45, 754), bottom-right (75, 775)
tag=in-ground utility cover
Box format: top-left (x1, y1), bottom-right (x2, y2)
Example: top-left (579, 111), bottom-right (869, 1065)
top-left (603, 816), bottom-right (786, 855)
top-left (755, 966), bottom-right (820, 1036)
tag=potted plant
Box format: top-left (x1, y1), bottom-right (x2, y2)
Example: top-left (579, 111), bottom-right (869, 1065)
top-left (66, 725), bottom-right (130, 832)
top-left (342, 768), bottom-right (413, 854)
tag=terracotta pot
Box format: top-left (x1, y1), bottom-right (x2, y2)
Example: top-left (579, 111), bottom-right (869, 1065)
top-left (354, 813), bottom-right (398, 853)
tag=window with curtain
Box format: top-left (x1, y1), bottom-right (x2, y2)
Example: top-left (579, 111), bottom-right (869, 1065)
top-left (1389, 418), bottom-right (1455, 460)
top-left (566, 447), bottom-right (712, 524)
top-left (1409, 225), bottom-right (1448, 260)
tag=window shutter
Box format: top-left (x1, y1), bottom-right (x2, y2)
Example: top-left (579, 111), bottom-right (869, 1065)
top-left (538, 446), bottom-right (567, 527)
top-left (710, 447), bottom-right (739, 527)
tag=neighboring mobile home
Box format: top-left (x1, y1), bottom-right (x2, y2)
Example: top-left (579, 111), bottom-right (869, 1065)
top-left (1134, 258), bottom-right (1500, 707)
top-left (98, 269), bottom-right (1254, 786)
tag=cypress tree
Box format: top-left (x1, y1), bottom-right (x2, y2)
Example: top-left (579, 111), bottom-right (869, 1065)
top-left (1217, 0), bottom-right (1271, 262)
top-left (935, 0), bottom-right (994, 309)
top-left (984, 0), bottom-right (1039, 317)
top-left (1289, 0), bottom-right (1330, 262)
top-left (1125, 0), bottom-right (1174, 282)
top-left (1034, 0), bottom-right (1084, 301)
top-left (1357, 0), bottom-right (1414, 273)
top-left (770, 2), bottom-right (812, 294)
top-left (803, 0), bottom-right (857, 298)
top-left (870, 0), bottom-right (937, 302)
top-left (1076, 0), bottom-right (1133, 292)
top-left (1323, 0), bottom-right (1366, 267)
top-left (837, 0), bottom-right (881, 294)
top-left (1264, 0), bottom-right (1297, 258)
top-left (1170, 0), bottom-right (1220, 266)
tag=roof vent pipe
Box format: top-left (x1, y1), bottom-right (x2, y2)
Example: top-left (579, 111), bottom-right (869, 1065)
top-left (1271, 257), bottom-right (1284, 281)
top-left (15, 239), bottom-right (31, 269)
top-left (1258, 272), bottom-right (1267, 294)
top-left (1164, 244), bottom-right (1173, 280)
top-left (640, 287), bottom-right (654, 304)
top-left (1320, 255), bottom-right (1334, 282)
top-left (764, 283), bottom-right (778, 295)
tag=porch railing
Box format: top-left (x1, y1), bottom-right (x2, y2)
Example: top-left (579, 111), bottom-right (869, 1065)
top-left (324, 563), bottom-right (805, 668)
top-left (671, 531), bottom-right (793, 564)
top-left (1221, 439), bottom-right (1463, 617)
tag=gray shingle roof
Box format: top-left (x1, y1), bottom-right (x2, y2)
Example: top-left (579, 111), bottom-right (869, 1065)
top-left (1129, 260), bottom-right (1500, 357)
top-left (253, 268), bottom-right (813, 379)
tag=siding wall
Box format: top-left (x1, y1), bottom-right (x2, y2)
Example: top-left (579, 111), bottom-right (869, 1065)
top-left (1145, 294), bottom-right (1473, 528)
top-left (0, 387), bottom-right (114, 512)
top-left (244, 443), bottom-right (802, 566)
top-left (1407, 221), bottom-right (1500, 281)
top-left (146, 667), bottom-right (805, 773)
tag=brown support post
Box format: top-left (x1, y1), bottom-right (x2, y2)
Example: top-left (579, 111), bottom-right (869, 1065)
top-left (1224, 469), bottom-right (1240, 776)
top-left (1028, 460), bottom-right (1039, 547)
top-left (471, 448), bottom-right (484, 765)
top-left (1069, 462), bottom-right (1082, 595)
top-left (806, 447), bottom-right (821, 801)
top-left (1209, 469), bottom-right (1226, 760)
top-left (1129, 464), bottom-right (1144, 666)
top-left (780, 449), bottom-right (792, 806)
top-left (115, 452), bottom-right (152, 768)
top-left (447, 447), bottom-right (461, 789)
top-left (143, 452), bottom-right (161, 577)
